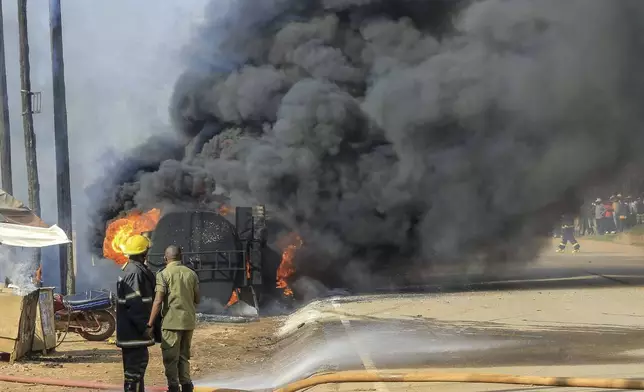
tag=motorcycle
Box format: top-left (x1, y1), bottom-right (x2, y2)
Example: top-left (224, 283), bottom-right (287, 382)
top-left (53, 289), bottom-right (116, 342)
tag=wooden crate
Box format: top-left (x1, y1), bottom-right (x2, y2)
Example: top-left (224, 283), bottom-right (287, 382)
top-left (0, 288), bottom-right (39, 363)
top-left (32, 287), bottom-right (56, 353)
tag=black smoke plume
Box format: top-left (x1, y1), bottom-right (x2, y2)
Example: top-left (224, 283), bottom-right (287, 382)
top-left (90, 0), bottom-right (644, 290)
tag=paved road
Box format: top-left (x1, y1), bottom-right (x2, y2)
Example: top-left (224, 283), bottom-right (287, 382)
top-left (368, 239), bottom-right (644, 294)
top-left (199, 239), bottom-right (644, 392)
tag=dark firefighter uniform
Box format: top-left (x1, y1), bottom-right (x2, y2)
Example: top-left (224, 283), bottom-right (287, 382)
top-left (557, 214), bottom-right (580, 253)
top-left (116, 235), bottom-right (156, 392)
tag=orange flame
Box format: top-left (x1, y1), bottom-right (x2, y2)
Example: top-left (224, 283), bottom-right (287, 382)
top-left (277, 233), bottom-right (302, 297)
top-left (226, 257), bottom-right (252, 307)
top-left (227, 290), bottom-right (239, 307)
top-left (103, 209), bottom-right (161, 265)
top-left (218, 204), bottom-right (232, 216)
top-left (33, 265), bottom-right (42, 286)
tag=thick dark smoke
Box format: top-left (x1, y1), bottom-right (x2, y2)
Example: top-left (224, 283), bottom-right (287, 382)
top-left (90, 0), bottom-right (644, 290)
top-left (88, 135), bottom-right (184, 249)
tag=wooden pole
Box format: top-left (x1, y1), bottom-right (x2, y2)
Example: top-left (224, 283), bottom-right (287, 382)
top-left (17, 0), bottom-right (41, 271)
top-left (49, 0), bottom-right (74, 294)
top-left (71, 230), bottom-right (77, 282)
top-left (0, 0), bottom-right (12, 194)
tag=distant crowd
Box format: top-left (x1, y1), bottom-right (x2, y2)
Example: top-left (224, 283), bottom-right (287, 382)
top-left (577, 194), bottom-right (644, 236)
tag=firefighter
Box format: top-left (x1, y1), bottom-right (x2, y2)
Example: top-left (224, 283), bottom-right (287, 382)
top-left (116, 234), bottom-right (156, 392)
top-left (556, 213), bottom-right (580, 253)
top-left (148, 245), bottom-right (200, 392)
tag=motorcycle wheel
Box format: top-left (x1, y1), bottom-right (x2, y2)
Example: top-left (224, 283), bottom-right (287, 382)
top-left (78, 310), bottom-right (116, 342)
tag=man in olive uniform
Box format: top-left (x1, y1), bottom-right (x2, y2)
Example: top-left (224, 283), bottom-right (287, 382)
top-left (148, 245), bottom-right (200, 392)
top-left (116, 235), bottom-right (157, 392)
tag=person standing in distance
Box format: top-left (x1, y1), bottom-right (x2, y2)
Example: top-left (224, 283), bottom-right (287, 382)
top-left (556, 213), bottom-right (580, 253)
top-left (148, 245), bottom-right (200, 392)
top-left (116, 235), bottom-right (156, 392)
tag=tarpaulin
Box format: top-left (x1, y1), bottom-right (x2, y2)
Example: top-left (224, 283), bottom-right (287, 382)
top-left (0, 223), bottom-right (70, 247)
top-left (0, 189), bottom-right (70, 247)
top-left (0, 190), bottom-right (48, 227)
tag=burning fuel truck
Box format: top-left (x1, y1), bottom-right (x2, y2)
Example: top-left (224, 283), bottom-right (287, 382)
top-left (104, 205), bottom-right (287, 313)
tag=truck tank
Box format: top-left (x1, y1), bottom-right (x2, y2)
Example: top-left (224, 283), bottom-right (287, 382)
top-left (145, 207), bottom-right (270, 311)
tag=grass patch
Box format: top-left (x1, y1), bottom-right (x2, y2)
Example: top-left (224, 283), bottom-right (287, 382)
top-left (583, 224), bottom-right (644, 245)
top-left (627, 225), bottom-right (644, 235)
top-left (585, 234), bottom-right (620, 242)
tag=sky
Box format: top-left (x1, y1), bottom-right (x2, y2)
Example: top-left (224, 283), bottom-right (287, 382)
top-left (0, 0), bottom-right (213, 290)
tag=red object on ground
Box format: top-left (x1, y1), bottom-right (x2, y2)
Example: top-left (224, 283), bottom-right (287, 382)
top-left (0, 374), bottom-right (243, 391)
top-left (0, 374), bottom-right (166, 391)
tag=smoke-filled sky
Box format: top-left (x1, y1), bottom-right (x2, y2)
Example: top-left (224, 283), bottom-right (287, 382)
top-left (93, 0), bottom-right (644, 291)
top-left (0, 0), bottom-right (212, 290)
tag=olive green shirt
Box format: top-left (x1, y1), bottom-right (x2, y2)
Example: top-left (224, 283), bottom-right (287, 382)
top-left (156, 261), bottom-right (199, 330)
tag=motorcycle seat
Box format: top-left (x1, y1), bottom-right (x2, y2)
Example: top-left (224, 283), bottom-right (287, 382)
top-left (63, 290), bottom-right (114, 312)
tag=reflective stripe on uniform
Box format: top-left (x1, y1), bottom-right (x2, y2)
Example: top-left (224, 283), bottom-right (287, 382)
top-left (117, 296), bottom-right (153, 304)
top-left (117, 290), bottom-right (141, 303)
top-left (125, 290), bottom-right (142, 299)
top-left (117, 339), bottom-right (155, 347)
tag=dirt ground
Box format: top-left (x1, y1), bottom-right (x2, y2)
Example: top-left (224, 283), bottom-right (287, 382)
top-left (0, 317), bottom-right (280, 391)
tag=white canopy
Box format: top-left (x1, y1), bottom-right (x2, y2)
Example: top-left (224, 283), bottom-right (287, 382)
top-left (0, 222), bottom-right (70, 247)
top-left (0, 189), bottom-right (70, 247)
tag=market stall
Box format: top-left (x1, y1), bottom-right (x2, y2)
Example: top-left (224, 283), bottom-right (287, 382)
top-left (0, 189), bottom-right (70, 361)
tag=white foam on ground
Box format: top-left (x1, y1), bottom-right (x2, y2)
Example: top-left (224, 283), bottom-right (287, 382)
top-left (277, 296), bottom-right (356, 338)
top-left (277, 308), bottom-right (326, 336)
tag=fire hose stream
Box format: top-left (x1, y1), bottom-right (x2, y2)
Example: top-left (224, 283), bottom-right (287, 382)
top-left (2, 371), bottom-right (644, 391)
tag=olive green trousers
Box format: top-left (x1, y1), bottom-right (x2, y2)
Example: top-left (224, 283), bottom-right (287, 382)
top-left (161, 329), bottom-right (194, 386)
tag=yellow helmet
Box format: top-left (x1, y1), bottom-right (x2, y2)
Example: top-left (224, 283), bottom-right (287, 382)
top-left (120, 234), bottom-right (151, 256)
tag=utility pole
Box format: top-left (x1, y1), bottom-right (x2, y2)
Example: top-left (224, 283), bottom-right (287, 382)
top-left (49, 0), bottom-right (74, 295)
top-left (0, 0), bottom-right (12, 194)
top-left (18, 0), bottom-right (41, 271)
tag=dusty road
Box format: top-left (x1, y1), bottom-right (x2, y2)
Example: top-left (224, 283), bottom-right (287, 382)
top-left (0, 318), bottom-right (280, 391)
top-left (1, 238), bottom-right (644, 391)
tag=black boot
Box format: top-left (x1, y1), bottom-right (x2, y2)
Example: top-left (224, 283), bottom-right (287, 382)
top-left (138, 379), bottom-right (145, 392)
top-left (167, 384), bottom-right (181, 392)
top-left (181, 382), bottom-right (194, 392)
top-left (124, 381), bottom-right (138, 392)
